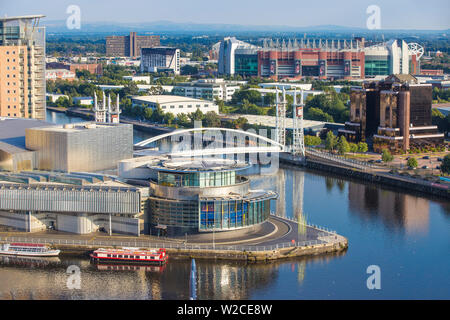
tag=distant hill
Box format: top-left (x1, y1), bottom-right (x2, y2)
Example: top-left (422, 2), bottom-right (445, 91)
top-left (43, 19), bottom-right (449, 35)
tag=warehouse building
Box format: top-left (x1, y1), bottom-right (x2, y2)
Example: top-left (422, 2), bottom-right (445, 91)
top-left (172, 78), bottom-right (240, 102)
top-left (0, 171), bottom-right (147, 235)
top-left (131, 95), bottom-right (219, 117)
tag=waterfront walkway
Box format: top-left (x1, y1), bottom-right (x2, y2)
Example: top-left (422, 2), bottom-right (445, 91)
top-left (0, 215), bottom-right (346, 258)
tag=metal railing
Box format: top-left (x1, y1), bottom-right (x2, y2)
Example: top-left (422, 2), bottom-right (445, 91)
top-left (0, 235), bottom-right (339, 253)
top-left (270, 212), bottom-right (337, 235)
top-left (306, 147), bottom-right (378, 170)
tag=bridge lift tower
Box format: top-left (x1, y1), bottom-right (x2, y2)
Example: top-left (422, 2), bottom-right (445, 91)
top-left (292, 88), bottom-right (305, 157)
top-left (275, 88), bottom-right (287, 146)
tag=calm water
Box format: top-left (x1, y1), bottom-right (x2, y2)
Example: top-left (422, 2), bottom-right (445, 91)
top-left (0, 111), bottom-right (448, 300)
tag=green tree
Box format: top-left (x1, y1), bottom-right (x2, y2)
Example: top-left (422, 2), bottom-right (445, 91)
top-left (144, 108), bottom-right (153, 120)
top-left (349, 143), bottom-right (358, 153)
top-left (306, 107), bottom-right (334, 122)
top-left (357, 142), bottom-right (368, 153)
top-left (163, 112), bottom-right (175, 125)
top-left (337, 136), bottom-right (350, 154)
top-left (189, 109), bottom-right (205, 123)
top-left (150, 105), bottom-right (165, 123)
top-left (176, 113), bottom-right (191, 127)
top-left (181, 65), bottom-right (198, 75)
top-left (407, 157), bottom-right (418, 169)
top-left (381, 149), bottom-right (394, 162)
top-left (230, 117), bottom-right (248, 129)
top-left (264, 93), bottom-right (276, 106)
top-left (203, 111), bottom-right (221, 127)
top-left (441, 154), bottom-right (450, 174)
top-left (55, 96), bottom-right (70, 108)
top-left (304, 135), bottom-right (322, 146)
top-left (231, 89), bottom-right (262, 105)
top-left (214, 98), bottom-right (226, 113)
top-left (325, 131), bottom-right (338, 151)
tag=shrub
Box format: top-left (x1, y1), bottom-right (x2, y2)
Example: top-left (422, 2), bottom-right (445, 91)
top-left (381, 149), bottom-right (394, 162)
top-left (441, 154), bottom-right (450, 174)
top-left (407, 157), bottom-right (418, 168)
top-left (357, 142), bottom-right (368, 153)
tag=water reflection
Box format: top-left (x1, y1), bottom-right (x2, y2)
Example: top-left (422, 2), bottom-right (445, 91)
top-left (348, 183), bottom-right (430, 235)
top-left (14, 111), bottom-right (445, 299)
top-left (0, 252), bottom-right (349, 300)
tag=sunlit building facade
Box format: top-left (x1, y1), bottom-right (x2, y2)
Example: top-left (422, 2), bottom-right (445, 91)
top-left (0, 15), bottom-right (46, 120)
top-left (119, 157), bottom-right (277, 236)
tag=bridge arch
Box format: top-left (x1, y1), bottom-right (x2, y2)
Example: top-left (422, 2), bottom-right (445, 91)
top-left (134, 127), bottom-right (284, 149)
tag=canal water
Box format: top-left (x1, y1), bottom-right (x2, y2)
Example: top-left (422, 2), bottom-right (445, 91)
top-left (0, 111), bottom-right (448, 300)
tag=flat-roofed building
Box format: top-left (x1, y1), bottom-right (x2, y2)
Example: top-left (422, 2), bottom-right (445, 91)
top-left (0, 171), bottom-right (148, 235)
top-left (25, 122), bottom-right (133, 172)
top-left (172, 78), bottom-right (240, 102)
top-left (0, 117), bottom-right (51, 172)
top-left (131, 95), bottom-right (219, 116)
top-left (339, 74), bottom-right (445, 153)
top-left (140, 47), bottom-right (180, 75)
top-left (106, 32), bottom-right (160, 57)
top-left (119, 157), bottom-right (277, 235)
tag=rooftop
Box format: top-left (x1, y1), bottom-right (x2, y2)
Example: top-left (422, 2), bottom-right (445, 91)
top-left (148, 159), bottom-right (251, 173)
top-left (0, 15), bottom-right (45, 22)
top-left (132, 95), bottom-right (215, 105)
top-left (0, 117), bottom-right (51, 150)
top-left (26, 122), bottom-right (128, 133)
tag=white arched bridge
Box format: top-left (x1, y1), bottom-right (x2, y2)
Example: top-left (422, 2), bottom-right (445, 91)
top-left (134, 127), bottom-right (285, 157)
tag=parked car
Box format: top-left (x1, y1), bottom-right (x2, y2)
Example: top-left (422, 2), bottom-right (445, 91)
top-left (368, 160), bottom-right (375, 163)
top-left (375, 160), bottom-right (382, 163)
top-left (437, 158), bottom-right (443, 162)
top-left (422, 156), bottom-right (430, 160)
top-left (436, 165), bottom-right (440, 169)
top-left (421, 165), bottom-right (428, 169)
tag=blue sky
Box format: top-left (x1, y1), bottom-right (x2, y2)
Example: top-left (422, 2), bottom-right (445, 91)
top-left (1, 0), bottom-right (449, 30)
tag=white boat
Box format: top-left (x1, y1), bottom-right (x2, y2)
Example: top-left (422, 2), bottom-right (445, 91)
top-left (0, 243), bottom-right (60, 257)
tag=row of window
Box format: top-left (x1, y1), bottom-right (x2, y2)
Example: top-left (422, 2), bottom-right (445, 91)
top-left (158, 171), bottom-right (237, 188)
top-left (199, 199), bottom-right (271, 230)
top-left (161, 104), bottom-right (210, 110)
top-left (105, 254), bottom-right (154, 259)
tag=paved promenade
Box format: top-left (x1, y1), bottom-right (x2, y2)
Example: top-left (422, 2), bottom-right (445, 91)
top-left (0, 215), bottom-right (343, 254)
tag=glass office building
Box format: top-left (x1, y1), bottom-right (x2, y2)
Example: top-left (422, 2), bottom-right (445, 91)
top-left (147, 159), bottom-right (277, 235)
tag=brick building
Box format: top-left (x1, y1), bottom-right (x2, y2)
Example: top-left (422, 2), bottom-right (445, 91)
top-left (106, 32), bottom-right (160, 57)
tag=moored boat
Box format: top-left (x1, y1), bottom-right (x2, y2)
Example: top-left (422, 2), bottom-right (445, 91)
top-left (90, 247), bottom-right (168, 265)
top-left (0, 243), bottom-right (60, 257)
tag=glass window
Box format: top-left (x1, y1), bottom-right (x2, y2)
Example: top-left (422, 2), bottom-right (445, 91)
top-left (222, 201), bottom-right (229, 229)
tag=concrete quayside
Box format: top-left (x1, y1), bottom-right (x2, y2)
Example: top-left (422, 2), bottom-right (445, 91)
top-left (0, 215), bottom-right (348, 262)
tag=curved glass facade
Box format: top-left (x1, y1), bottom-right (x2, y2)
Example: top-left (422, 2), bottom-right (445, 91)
top-left (199, 199), bottom-right (270, 231)
top-left (158, 171), bottom-right (236, 188)
top-left (147, 160), bottom-right (277, 234)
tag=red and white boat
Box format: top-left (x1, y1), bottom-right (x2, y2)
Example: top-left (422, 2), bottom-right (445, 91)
top-left (90, 247), bottom-right (168, 265)
top-left (0, 243), bottom-right (60, 257)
